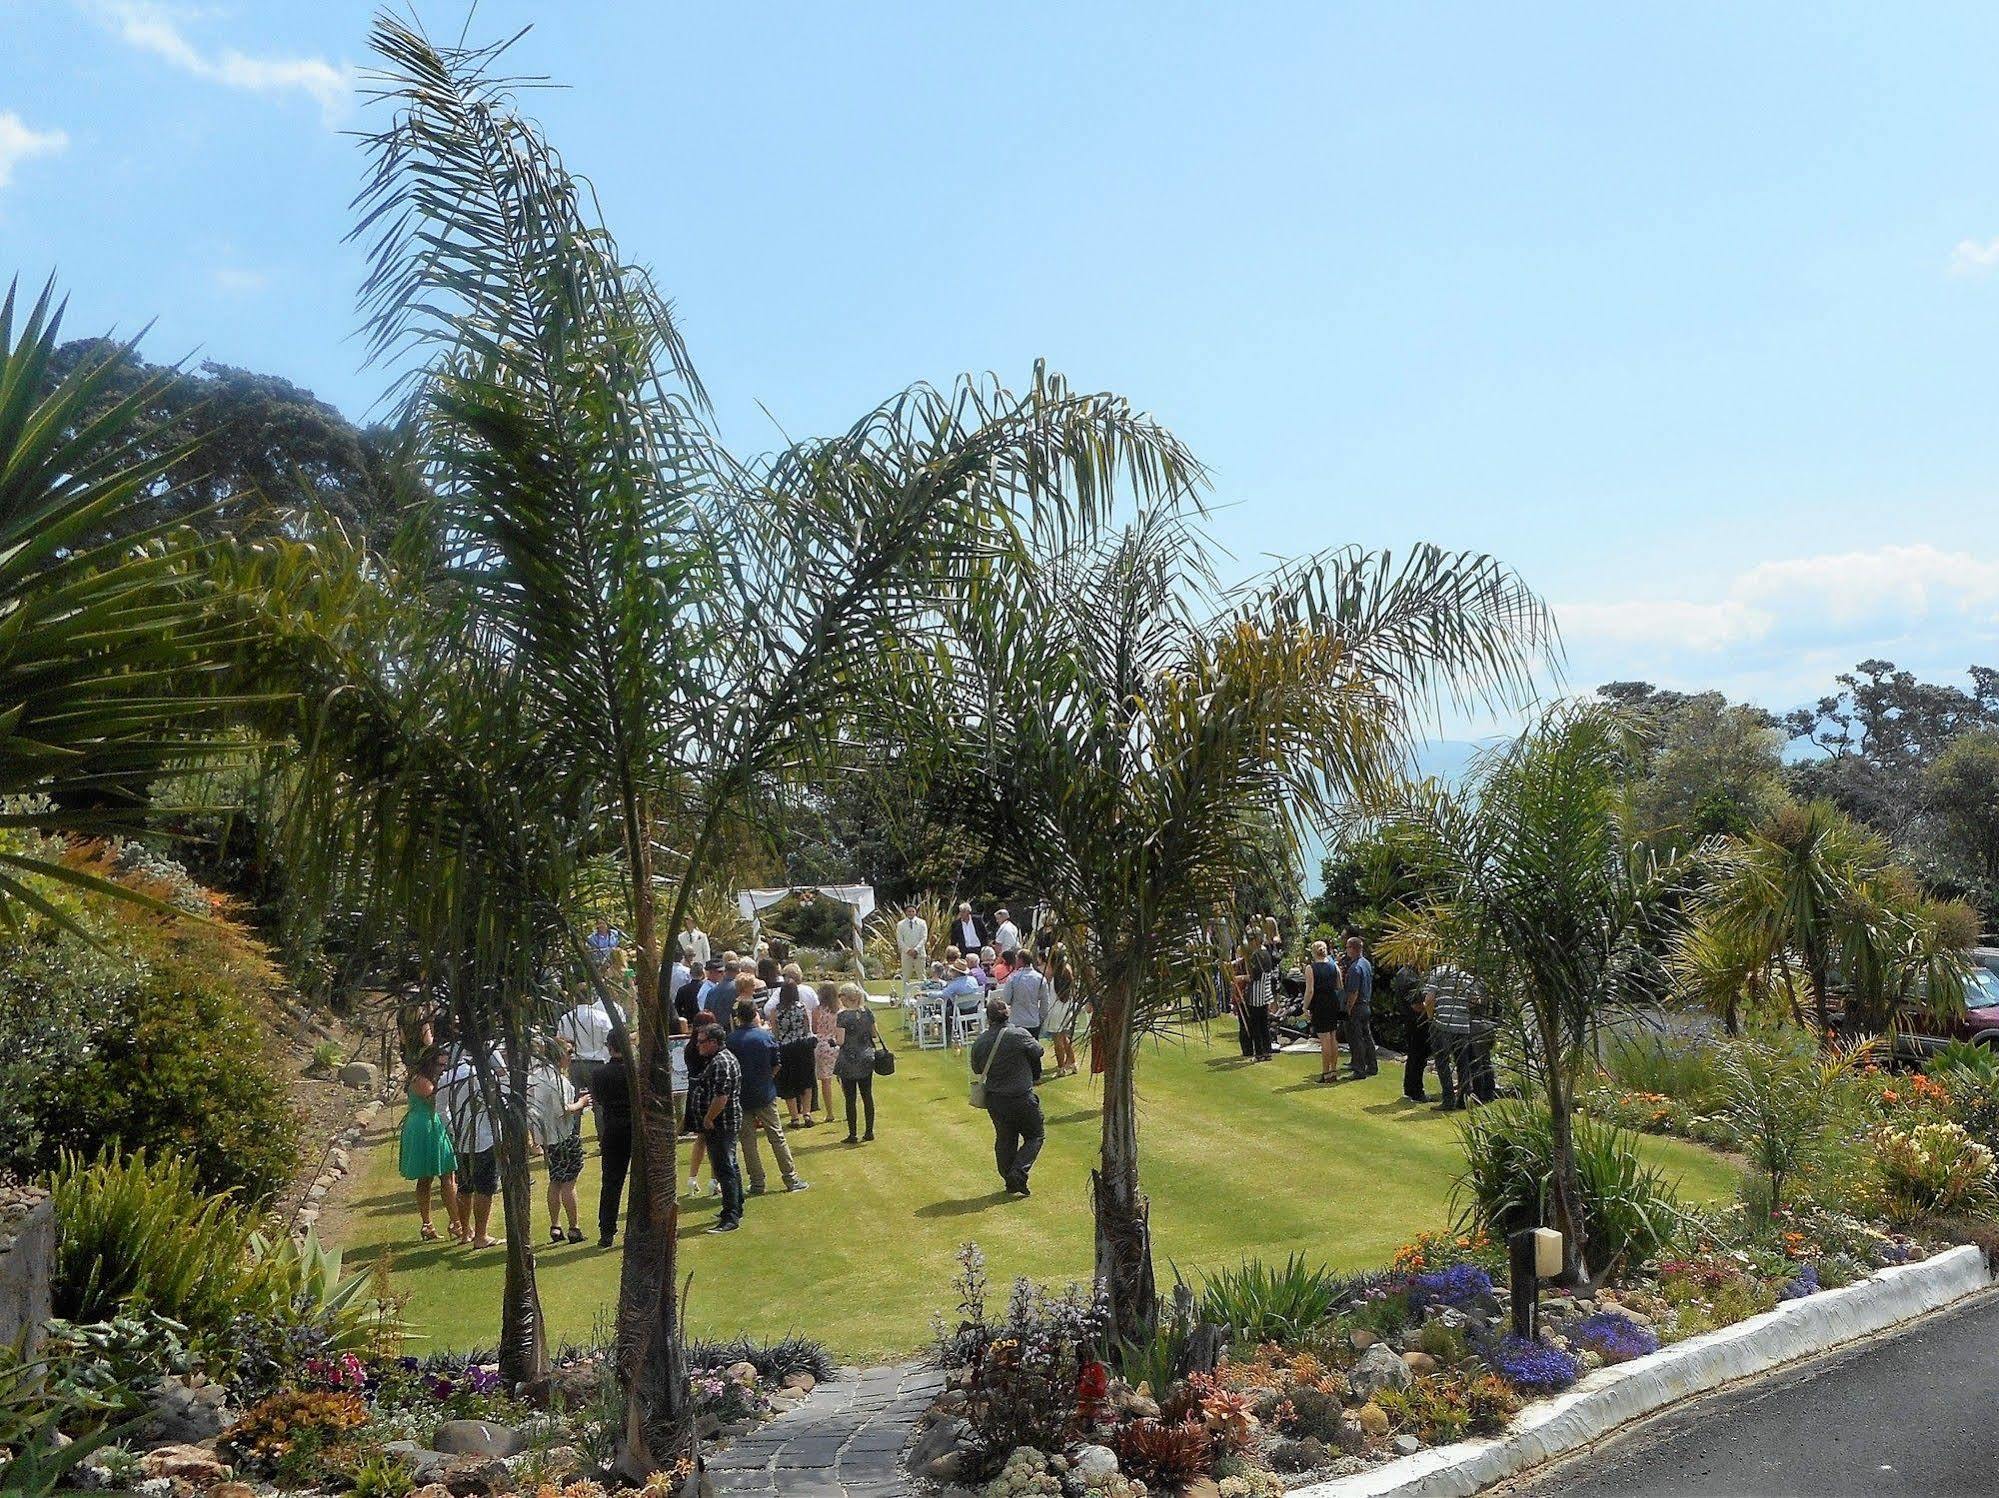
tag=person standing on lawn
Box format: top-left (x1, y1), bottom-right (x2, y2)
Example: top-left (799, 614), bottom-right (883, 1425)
top-left (689, 1023), bottom-right (746, 1233)
top-left (398, 1044), bottom-right (458, 1242)
top-left (1243, 934), bottom-right (1280, 1062)
top-left (679, 913), bottom-right (710, 968)
top-left (833, 982), bottom-right (881, 1143)
top-left (727, 999), bottom-right (808, 1195)
top-left (592, 1027), bottom-right (633, 1247)
top-left (997, 947), bottom-right (1049, 1037)
top-left (1303, 940), bottom-right (1343, 1084)
top-left (1395, 964), bottom-right (1432, 1102)
top-left (897, 901), bottom-right (930, 987)
top-left (556, 983), bottom-right (624, 1139)
top-left (769, 979), bottom-right (820, 1127)
top-left (1341, 934), bottom-right (1377, 1078)
top-left (810, 980), bottom-right (842, 1126)
top-left (529, 1036), bottom-right (590, 1243)
top-left (1045, 943), bottom-right (1079, 1077)
top-left (970, 996), bottom-right (1045, 1197)
top-left (993, 908), bottom-right (1021, 955)
top-left (1424, 961), bottom-right (1480, 1110)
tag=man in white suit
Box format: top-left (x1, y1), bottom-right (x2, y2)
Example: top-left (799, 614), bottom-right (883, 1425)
top-left (896, 902), bottom-right (930, 985)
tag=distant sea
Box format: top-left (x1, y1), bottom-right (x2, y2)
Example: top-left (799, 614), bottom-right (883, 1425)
top-left (1297, 738), bottom-right (1494, 896)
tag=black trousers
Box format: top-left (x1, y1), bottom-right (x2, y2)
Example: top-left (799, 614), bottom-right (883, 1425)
top-left (1436, 1033), bottom-right (1496, 1108)
top-left (596, 1118), bottom-right (632, 1240)
top-left (987, 1091), bottom-right (1045, 1188)
top-left (840, 1074), bottom-right (876, 1137)
top-left (1402, 1015), bottom-right (1431, 1099)
top-left (1346, 1005), bottom-right (1378, 1076)
top-left (1242, 1004), bottom-right (1274, 1059)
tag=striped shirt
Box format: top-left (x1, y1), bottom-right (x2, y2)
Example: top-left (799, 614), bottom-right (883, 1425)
top-left (1425, 965), bottom-right (1479, 1036)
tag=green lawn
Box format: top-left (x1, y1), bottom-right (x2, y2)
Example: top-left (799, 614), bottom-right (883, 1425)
top-left (332, 1024), bottom-right (1739, 1363)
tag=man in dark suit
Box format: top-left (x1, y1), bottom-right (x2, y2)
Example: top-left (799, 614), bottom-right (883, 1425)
top-left (952, 902), bottom-right (988, 956)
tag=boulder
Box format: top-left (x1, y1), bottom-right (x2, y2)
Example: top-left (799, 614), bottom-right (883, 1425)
top-left (1181, 1480), bottom-right (1222, 1498)
top-left (724, 1359), bottom-right (759, 1385)
top-left (1270, 1435), bottom-right (1330, 1472)
top-left (339, 1061), bottom-right (381, 1090)
top-left (431, 1419), bottom-right (527, 1459)
top-left (1334, 1417), bottom-right (1368, 1454)
top-left (1350, 1343), bottom-right (1414, 1401)
top-left (1355, 1403), bottom-right (1391, 1438)
top-left (1394, 1433), bottom-right (1423, 1456)
top-left (907, 1417), bottom-right (971, 1476)
top-left (1349, 1328), bottom-right (1379, 1350)
top-left (211, 1485), bottom-right (257, 1498)
top-left (438, 1457), bottom-right (510, 1497)
top-left (923, 1449), bottom-right (966, 1483)
top-left (409, 1488), bottom-right (453, 1498)
top-left (1071, 1444), bottom-right (1119, 1482)
top-left (766, 1390), bottom-right (802, 1412)
top-left (383, 1441), bottom-right (450, 1479)
top-left (141, 1445), bottom-right (230, 1483)
top-left (1401, 1350), bottom-right (1438, 1375)
top-left (781, 1371), bottom-right (816, 1394)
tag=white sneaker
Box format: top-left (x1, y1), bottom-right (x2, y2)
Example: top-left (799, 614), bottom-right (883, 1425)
top-left (707, 1179), bottom-right (721, 1196)
top-left (684, 1176), bottom-right (700, 1197)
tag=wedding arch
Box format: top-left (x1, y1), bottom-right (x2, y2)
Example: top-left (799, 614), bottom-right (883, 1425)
top-left (735, 884), bottom-right (877, 979)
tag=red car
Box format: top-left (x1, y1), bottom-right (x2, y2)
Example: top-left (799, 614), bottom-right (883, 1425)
top-left (1889, 961), bottom-right (1999, 1061)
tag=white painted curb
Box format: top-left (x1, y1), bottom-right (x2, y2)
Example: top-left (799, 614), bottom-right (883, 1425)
top-left (1289, 1243), bottom-right (1992, 1498)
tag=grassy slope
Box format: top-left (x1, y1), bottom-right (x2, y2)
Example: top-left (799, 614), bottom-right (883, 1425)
top-left (334, 1025), bottom-right (1739, 1363)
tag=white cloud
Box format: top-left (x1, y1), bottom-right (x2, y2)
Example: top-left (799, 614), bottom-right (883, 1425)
top-left (211, 265), bottom-right (270, 294)
top-left (87, 2), bottom-right (351, 124)
top-left (1950, 237), bottom-right (1999, 275)
top-left (0, 112), bottom-right (68, 191)
top-left (1554, 543), bottom-right (1999, 707)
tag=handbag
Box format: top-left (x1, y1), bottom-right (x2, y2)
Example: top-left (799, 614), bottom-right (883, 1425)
top-left (872, 1021), bottom-right (897, 1077)
top-left (968, 1027), bottom-right (1003, 1108)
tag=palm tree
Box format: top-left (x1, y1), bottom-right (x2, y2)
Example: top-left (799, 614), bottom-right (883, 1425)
top-left (348, 16), bottom-right (1200, 1471)
top-left (0, 278), bottom-right (249, 928)
top-left (950, 507), bottom-right (1552, 1347)
top-left (1690, 800), bottom-right (1971, 1041)
top-left (1380, 705), bottom-right (1680, 1289)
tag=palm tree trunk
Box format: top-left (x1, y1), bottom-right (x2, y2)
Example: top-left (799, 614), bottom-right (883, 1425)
top-left (1533, 997), bottom-right (1592, 1291)
top-left (1807, 951), bottom-right (1833, 1049)
top-left (1092, 981), bottom-right (1157, 1351)
top-left (614, 792), bottom-right (690, 1477)
top-left (496, 1033), bottom-right (547, 1384)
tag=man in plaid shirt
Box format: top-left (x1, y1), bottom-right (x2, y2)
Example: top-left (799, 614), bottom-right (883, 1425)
top-left (688, 1024), bottom-right (745, 1233)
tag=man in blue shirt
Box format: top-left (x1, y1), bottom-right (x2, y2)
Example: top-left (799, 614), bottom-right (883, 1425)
top-left (726, 1000), bottom-right (806, 1196)
top-left (1341, 935), bottom-right (1378, 1079)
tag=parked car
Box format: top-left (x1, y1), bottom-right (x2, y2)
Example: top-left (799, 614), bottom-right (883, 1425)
top-left (1888, 962), bottom-right (1999, 1061)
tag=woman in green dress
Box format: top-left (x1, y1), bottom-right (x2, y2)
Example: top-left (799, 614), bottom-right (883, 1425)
top-left (399, 1046), bottom-right (459, 1241)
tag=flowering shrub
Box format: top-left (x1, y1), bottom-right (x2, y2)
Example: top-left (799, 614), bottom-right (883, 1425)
top-left (1409, 1264), bottom-right (1493, 1311)
top-left (1568, 1312), bottom-right (1658, 1364)
top-left (1112, 1418), bottom-right (1212, 1485)
top-left (1392, 1229), bottom-right (1499, 1277)
top-left (1777, 1264), bottom-right (1821, 1301)
top-left (689, 1365), bottom-right (770, 1424)
top-left (1483, 1335), bottom-right (1579, 1394)
top-left (1875, 1121), bottom-right (1997, 1221)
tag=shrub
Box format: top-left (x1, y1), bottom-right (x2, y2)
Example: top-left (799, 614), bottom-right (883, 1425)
top-left (1409, 1264), bottom-right (1493, 1311)
top-left (686, 1333), bottom-right (834, 1385)
top-left (1927, 1042), bottom-right (1999, 1145)
top-left (1454, 1100), bottom-right (1681, 1279)
top-left (1568, 1311), bottom-right (1658, 1364)
top-left (1602, 1030), bottom-right (1728, 1113)
top-left (1875, 1120), bottom-right (1997, 1221)
top-left (1112, 1418), bottom-right (1214, 1486)
top-left (932, 1244), bottom-right (1107, 1479)
top-left (218, 1389), bottom-right (368, 1471)
top-left (50, 1149), bottom-right (272, 1338)
top-left (0, 907), bottom-right (299, 1203)
top-left (1200, 1254), bottom-right (1352, 1345)
top-left (1482, 1334), bottom-right (1579, 1394)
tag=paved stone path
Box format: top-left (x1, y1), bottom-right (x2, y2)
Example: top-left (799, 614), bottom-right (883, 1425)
top-left (706, 1361), bottom-right (945, 1496)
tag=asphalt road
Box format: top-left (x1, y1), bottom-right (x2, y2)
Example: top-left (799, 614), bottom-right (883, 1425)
top-left (1513, 1288), bottom-right (1999, 1498)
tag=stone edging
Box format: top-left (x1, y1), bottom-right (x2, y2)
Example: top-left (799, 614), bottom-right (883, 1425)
top-left (1289, 1243), bottom-right (1993, 1498)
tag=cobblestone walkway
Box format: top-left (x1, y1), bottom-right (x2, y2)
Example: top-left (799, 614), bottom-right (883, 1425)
top-left (706, 1361), bottom-right (944, 1495)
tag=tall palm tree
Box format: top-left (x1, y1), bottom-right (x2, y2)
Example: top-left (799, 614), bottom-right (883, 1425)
top-left (1379, 705), bottom-right (1681, 1289)
top-left (348, 16), bottom-right (1200, 1471)
top-left (0, 278), bottom-right (247, 928)
top-left (1690, 800), bottom-right (1971, 1041)
top-left (950, 506), bottom-right (1552, 1347)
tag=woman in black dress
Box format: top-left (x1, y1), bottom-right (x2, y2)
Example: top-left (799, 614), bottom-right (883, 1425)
top-left (770, 980), bottom-right (819, 1127)
top-left (1303, 940), bottom-right (1343, 1084)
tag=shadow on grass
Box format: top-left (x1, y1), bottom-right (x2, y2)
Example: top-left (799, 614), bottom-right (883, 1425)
top-left (1042, 1110), bottom-right (1099, 1127)
top-left (913, 1191), bottom-right (1014, 1219)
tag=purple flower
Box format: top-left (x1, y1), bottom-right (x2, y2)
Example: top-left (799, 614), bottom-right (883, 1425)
top-left (1569, 1312), bottom-right (1659, 1364)
top-left (1411, 1264), bottom-right (1494, 1310)
top-left (1487, 1334), bottom-right (1580, 1393)
top-left (1778, 1264), bottom-right (1820, 1301)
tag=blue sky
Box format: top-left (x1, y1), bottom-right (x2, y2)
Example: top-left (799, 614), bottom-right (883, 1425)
top-left (6, 2), bottom-right (1998, 730)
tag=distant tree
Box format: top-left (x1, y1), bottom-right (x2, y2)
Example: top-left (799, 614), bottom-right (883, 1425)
top-left (1307, 825), bottom-right (1429, 945)
top-left (40, 338), bottom-right (405, 542)
top-left (1784, 660), bottom-right (1999, 843)
top-left (1924, 730), bottom-right (1999, 918)
top-left (1616, 690), bottom-right (1789, 851)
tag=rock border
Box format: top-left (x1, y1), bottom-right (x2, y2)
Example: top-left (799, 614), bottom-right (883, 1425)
top-left (1289, 1243), bottom-right (1993, 1498)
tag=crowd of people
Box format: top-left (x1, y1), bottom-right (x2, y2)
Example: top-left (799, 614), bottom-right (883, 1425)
top-left (391, 903), bottom-right (1500, 1251)
top-left (1227, 915), bottom-right (1499, 1110)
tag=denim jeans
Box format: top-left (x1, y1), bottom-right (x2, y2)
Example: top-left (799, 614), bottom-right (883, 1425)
top-left (706, 1127), bottom-right (745, 1225)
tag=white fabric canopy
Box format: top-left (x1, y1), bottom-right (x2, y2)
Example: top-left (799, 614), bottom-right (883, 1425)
top-left (735, 884), bottom-right (876, 922)
top-left (736, 884), bottom-right (878, 979)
